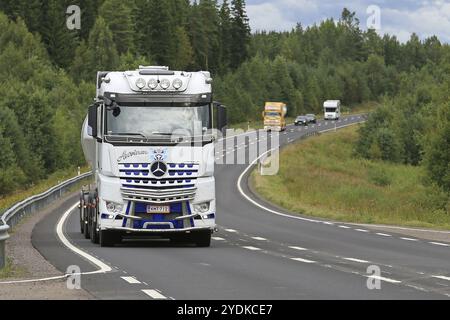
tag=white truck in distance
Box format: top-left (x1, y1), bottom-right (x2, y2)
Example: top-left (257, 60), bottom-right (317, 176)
top-left (79, 66), bottom-right (227, 247)
top-left (323, 100), bottom-right (341, 120)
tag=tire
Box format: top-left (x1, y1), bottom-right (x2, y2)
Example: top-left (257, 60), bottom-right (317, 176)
top-left (195, 232), bottom-right (211, 247)
top-left (79, 201), bottom-right (84, 234)
top-left (90, 213), bottom-right (99, 244)
top-left (83, 210), bottom-right (90, 240)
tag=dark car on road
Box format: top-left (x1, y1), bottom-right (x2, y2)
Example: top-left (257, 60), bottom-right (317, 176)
top-left (294, 115), bottom-right (309, 126)
top-left (305, 114), bottom-right (317, 124)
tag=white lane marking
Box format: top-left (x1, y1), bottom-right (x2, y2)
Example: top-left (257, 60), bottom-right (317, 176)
top-left (291, 257), bottom-right (316, 264)
top-left (338, 225), bottom-right (351, 229)
top-left (121, 276), bottom-right (141, 284)
top-left (349, 223), bottom-right (450, 234)
top-left (251, 236), bottom-right (267, 241)
top-left (142, 289), bottom-right (167, 299)
top-left (289, 246), bottom-right (308, 251)
top-left (400, 237), bottom-right (418, 241)
top-left (57, 202), bottom-right (112, 273)
top-left (343, 257), bottom-right (370, 263)
top-left (212, 237), bottom-right (225, 241)
top-left (224, 228), bottom-right (237, 233)
top-left (323, 222), bottom-right (334, 225)
top-left (243, 246), bottom-right (261, 251)
top-left (376, 233), bottom-right (392, 237)
top-left (429, 242), bottom-right (450, 247)
top-left (367, 275), bottom-right (401, 284)
top-left (432, 275), bottom-right (450, 281)
top-left (355, 229), bottom-right (369, 233)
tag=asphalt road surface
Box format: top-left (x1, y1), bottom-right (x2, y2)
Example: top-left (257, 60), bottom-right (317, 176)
top-left (32, 115), bottom-right (450, 299)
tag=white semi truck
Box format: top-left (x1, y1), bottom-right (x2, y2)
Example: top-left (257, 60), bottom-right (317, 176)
top-left (79, 66), bottom-right (227, 247)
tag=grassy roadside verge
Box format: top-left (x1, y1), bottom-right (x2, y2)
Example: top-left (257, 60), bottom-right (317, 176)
top-left (0, 166), bottom-right (90, 212)
top-left (250, 126), bottom-right (450, 230)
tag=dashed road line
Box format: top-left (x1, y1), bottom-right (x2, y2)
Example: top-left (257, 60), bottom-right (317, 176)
top-left (343, 257), bottom-right (370, 263)
top-left (291, 257), bottom-right (316, 264)
top-left (289, 246), bottom-right (308, 251)
top-left (243, 246), bottom-right (261, 251)
top-left (338, 225), bottom-right (351, 229)
top-left (355, 229), bottom-right (369, 233)
top-left (252, 236), bottom-right (267, 241)
top-left (142, 289), bottom-right (167, 299)
top-left (429, 242), bottom-right (450, 247)
top-left (367, 275), bottom-right (401, 284)
top-left (400, 237), bottom-right (418, 241)
top-left (224, 228), bottom-right (237, 233)
top-left (376, 233), bottom-right (392, 237)
top-left (432, 275), bottom-right (450, 281)
top-left (212, 237), bottom-right (225, 241)
top-left (121, 276), bottom-right (141, 284)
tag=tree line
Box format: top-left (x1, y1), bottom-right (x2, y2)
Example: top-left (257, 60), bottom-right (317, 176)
top-left (0, 2), bottom-right (448, 198)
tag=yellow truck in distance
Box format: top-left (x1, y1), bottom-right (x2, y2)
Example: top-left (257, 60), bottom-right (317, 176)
top-left (263, 102), bottom-right (287, 132)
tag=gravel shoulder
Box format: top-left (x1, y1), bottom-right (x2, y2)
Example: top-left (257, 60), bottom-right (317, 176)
top-left (0, 192), bottom-right (92, 300)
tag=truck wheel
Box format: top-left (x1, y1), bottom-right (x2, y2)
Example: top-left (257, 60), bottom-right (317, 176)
top-left (79, 202), bottom-right (84, 234)
top-left (195, 232), bottom-right (211, 247)
top-left (83, 213), bottom-right (90, 239)
top-left (90, 218), bottom-right (99, 244)
top-left (99, 230), bottom-right (116, 247)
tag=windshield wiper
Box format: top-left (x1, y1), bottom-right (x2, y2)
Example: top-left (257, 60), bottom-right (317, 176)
top-left (110, 132), bottom-right (148, 138)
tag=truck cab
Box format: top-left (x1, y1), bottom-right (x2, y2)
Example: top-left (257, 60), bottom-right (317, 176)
top-left (323, 100), bottom-right (341, 120)
top-left (263, 102), bottom-right (287, 132)
top-left (80, 66), bottom-right (226, 247)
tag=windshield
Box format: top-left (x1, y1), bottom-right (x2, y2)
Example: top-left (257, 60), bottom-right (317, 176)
top-left (325, 108), bottom-right (337, 113)
top-left (265, 112), bottom-right (280, 117)
top-left (105, 104), bottom-right (211, 138)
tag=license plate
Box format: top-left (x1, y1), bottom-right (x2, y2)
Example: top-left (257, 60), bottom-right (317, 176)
top-left (146, 205), bottom-right (170, 214)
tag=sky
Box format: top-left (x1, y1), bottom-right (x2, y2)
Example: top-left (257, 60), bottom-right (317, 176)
top-left (245, 0), bottom-right (450, 43)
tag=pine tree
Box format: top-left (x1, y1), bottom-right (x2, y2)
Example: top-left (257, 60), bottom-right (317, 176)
top-left (219, 0), bottom-right (232, 72)
top-left (99, 0), bottom-right (135, 54)
top-left (40, 0), bottom-right (79, 68)
top-left (230, 0), bottom-right (251, 68)
top-left (86, 17), bottom-right (120, 73)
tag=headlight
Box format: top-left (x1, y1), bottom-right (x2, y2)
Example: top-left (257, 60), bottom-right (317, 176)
top-left (148, 78), bottom-right (158, 89)
top-left (135, 78), bottom-right (146, 89)
top-left (193, 202), bottom-right (210, 214)
top-left (160, 78), bottom-right (170, 90)
top-left (106, 201), bottom-right (124, 214)
top-left (172, 78), bottom-right (183, 89)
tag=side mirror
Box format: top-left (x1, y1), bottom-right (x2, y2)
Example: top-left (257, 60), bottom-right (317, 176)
top-left (214, 103), bottom-right (227, 136)
top-left (88, 104), bottom-right (98, 138)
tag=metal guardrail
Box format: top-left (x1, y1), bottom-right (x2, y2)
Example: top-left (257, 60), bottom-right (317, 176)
top-left (0, 172), bottom-right (92, 269)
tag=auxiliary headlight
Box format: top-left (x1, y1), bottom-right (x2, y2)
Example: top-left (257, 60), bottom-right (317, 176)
top-left (135, 78), bottom-right (146, 89)
top-left (172, 78), bottom-right (183, 89)
top-left (193, 202), bottom-right (210, 214)
top-left (106, 201), bottom-right (124, 214)
top-left (160, 78), bottom-right (170, 90)
top-left (148, 78), bottom-right (158, 89)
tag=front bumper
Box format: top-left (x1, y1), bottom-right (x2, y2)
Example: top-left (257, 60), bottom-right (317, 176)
top-left (104, 225), bottom-right (215, 234)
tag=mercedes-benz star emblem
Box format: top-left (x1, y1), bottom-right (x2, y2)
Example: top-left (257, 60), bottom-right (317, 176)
top-left (150, 161), bottom-right (167, 178)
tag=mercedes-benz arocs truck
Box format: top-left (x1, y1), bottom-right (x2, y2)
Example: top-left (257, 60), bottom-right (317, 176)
top-left (263, 102), bottom-right (287, 132)
top-left (79, 66), bottom-right (227, 247)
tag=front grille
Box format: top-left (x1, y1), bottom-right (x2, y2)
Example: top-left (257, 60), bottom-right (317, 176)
top-left (119, 163), bottom-right (199, 204)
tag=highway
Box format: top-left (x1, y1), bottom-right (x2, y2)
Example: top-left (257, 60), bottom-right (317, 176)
top-left (32, 115), bottom-right (450, 300)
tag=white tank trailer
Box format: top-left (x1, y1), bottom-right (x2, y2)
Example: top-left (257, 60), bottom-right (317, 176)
top-left (79, 66), bottom-right (227, 247)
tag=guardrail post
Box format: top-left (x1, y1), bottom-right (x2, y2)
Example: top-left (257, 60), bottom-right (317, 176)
top-left (0, 224), bottom-right (10, 269)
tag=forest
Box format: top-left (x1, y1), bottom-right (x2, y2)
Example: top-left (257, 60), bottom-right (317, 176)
top-left (0, 0), bottom-right (449, 197)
